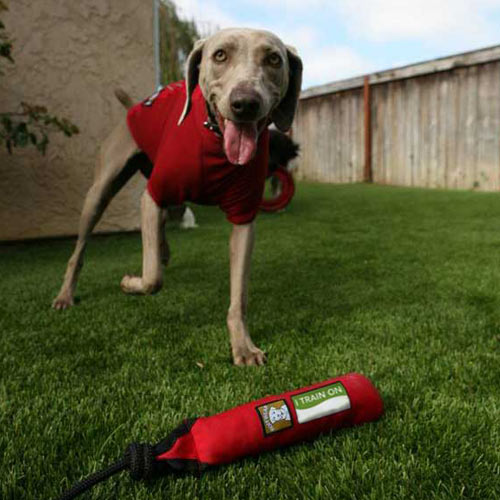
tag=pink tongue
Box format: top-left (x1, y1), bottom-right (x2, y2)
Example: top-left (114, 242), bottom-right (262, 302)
top-left (223, 120), bottom-right (258, 165)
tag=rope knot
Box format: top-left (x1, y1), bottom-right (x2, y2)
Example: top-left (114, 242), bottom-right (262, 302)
top-left (126, 442), bottom-right (155, 481)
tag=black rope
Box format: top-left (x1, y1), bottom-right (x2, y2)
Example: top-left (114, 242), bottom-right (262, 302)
top-left (57, 442), bottom-right (155, 500)
top-left (56, 420), bottom-right (199, 500)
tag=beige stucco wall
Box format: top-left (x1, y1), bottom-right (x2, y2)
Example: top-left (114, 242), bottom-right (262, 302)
top-left (0, 0), bottom-right (154, 240)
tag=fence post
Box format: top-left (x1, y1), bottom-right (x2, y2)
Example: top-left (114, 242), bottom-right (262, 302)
top-left (363, 75), bottom-right (373, 183)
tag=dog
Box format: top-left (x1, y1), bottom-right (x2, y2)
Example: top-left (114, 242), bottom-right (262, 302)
top-left (269, 403), bottom-right (291, 424)
top-left (112, 102), bottom-right (299, 227)
top-left (53, 28), bottom-right (302, 366)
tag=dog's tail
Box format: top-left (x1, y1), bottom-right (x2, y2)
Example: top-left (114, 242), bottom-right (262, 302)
top-left (114, 88), bottom-right (134, 110)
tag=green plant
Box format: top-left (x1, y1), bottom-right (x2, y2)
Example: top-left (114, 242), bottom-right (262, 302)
top-left (0, 1), bottom-right (78, 154)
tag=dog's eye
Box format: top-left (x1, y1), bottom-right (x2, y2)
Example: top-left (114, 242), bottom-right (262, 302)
top-left (266, 53), bottom-right (282, 68)
top-left (213, 49), bottom-right (227, 63)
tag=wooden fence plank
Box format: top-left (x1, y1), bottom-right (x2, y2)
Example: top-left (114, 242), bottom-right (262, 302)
top-left (455, 67), bottom-right (468, 189)
top-left (446, 70), bottom-right (459, 188)
top-left (410, 78), bottom-right (420, 187)
top-left (465, 65), bottom-right (479, 189)
top-left (491, 62), bottom-right (500, 190)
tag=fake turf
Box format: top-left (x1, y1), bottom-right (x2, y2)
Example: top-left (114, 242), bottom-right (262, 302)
top-left (1, 183), bottom-right (499, 500)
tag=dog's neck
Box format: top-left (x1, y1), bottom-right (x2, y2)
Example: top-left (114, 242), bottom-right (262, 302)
top-left (203, 103), bottom-right (222, 136)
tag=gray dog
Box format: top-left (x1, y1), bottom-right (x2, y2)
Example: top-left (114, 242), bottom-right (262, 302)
top-left (53, 28), bottom-right (302, 366)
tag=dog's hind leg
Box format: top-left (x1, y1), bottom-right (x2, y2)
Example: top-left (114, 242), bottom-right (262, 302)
top-left (52, 120), bottom-right (138, 309)
top-left (120, 189), bottom-right (164, 295)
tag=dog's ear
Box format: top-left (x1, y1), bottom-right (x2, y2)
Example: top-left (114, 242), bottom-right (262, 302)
top-left (178, 39), bottom-right (206, 125)
top-left (271, 46), bottom-right (303, 132)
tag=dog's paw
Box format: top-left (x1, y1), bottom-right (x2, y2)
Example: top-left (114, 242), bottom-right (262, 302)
top-left (233, 345), bottom-right (267, 367)
top-left (179, 207), bottom-right (198, 229)
top-left (52, 294), bottom-right (74, 310)
top-left (121, 275), bottom-right (162, 295)
top-left (120, 274), bottom-right (136, 294)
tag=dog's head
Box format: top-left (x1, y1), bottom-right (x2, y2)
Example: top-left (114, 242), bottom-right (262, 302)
top-left (178, 28), bottom-right (303, 166)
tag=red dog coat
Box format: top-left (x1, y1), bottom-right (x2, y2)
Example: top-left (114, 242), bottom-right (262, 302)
top-left (127, 82), bottom-right (269, 225)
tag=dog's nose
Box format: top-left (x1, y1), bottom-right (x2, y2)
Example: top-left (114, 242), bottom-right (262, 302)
top-left (229, 88), bottom-right (261, 121)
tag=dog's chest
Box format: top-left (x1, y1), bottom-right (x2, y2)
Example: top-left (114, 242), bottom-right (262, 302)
top-left (128, 83), bottom-right (269, 224)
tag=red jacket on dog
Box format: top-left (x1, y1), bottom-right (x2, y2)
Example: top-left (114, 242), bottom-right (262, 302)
top-left (127, 82), bottom-right (269, 225)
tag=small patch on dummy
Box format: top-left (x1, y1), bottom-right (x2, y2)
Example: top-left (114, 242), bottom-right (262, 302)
top-left (256, 400), bottom-right (293, 436)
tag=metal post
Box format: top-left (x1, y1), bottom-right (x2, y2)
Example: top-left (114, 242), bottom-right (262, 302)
top-left (363, 75), bottom-right (373, 183)
top-left (153, 0), bottom-right (161, 90)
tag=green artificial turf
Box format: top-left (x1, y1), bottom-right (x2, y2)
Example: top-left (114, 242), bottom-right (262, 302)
top-left (1, 183), bottom-right (499, 499)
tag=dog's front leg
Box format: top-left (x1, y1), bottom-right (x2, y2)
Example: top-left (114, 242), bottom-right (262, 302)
top-left (121, 190), bottom-right (165, 294)
top-left (227, 221), bottom-right (266, 366)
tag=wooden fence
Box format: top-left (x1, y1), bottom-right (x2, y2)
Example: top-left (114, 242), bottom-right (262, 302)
top-left (294, 45), bottom-right (500, 191)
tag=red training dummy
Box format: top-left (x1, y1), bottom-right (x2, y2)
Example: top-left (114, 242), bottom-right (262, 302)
top-left (59, 373), bottom-right (383, 499)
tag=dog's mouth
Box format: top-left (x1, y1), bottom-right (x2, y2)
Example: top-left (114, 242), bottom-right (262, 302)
top-left (214, 108), bottom-right (268, 166)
